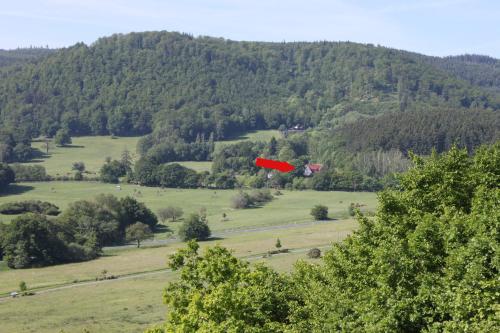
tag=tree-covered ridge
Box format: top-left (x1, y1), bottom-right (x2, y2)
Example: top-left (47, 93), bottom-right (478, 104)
top-left (420, 54), bottom-right (500, 93)
top-left (0, 47), bottom-right (55, 68)
top-left (337, 108), bottom-right (500, 154)
top-left (0, 31), bottom-right (499, 142)
top-left (150, 143), bottom-right (500, 332)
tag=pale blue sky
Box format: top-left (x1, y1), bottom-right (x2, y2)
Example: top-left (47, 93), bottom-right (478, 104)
top-left (1, 0), bottom-right (500, 57)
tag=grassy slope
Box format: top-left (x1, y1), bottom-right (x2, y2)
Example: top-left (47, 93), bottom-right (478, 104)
top-left (0, 182), bottom-right (377, 233)
top-left (0, 222), bottom-right (350, 333)
top-left (0, 130), bottom-right (370, 332)
top-left (23, 129), bottom-right (280, 176)
top-left (0, 220), bottom-right (355, 294)
top-left (0, 253), bottom-right (317, 333)
top-left (29, 136), bottom-right (141, 176)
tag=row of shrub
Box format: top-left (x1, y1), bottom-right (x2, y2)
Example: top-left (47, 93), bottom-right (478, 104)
top-left (238, 170), bottom-right (390, 192)
top-left (9, 164), bottom-right (100, 182)
top-left (231, 189), bottom-right (274, 209)
top-left (0, 200), bottom-right (60, 215)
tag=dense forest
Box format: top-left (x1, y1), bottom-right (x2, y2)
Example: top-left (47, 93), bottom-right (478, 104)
top-left (0, 31), bottom-right (499, 190)
top-left (337, 108), bottom-right (499, 154)
top-left (1, 31), bottom-right (499, 142)
top-left (419, 54), bottom-right (500, 93)
top-left (0, 47), bottom-right (55, 67)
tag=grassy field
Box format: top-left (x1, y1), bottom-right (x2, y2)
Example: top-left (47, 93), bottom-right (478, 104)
top-left (0, 182), bottom-right (377, 233)
top-left (0, 220), bottom-right (355, 295)
top-left (24, 130), bottom-right (281, 177)
top-left (29, 136), bottom-right (141, 176)
top-left (0, 130), bottom-right (374, 332)
top-left (0, 251), bottom-right (316, 333)
top-left (172, 161), bottom-right (213, 172)
top-left (0, 221), bottom-right (352, 333)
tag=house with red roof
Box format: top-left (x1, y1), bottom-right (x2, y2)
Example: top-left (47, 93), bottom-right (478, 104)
top-left (304, 163), bottom-right (323, 176)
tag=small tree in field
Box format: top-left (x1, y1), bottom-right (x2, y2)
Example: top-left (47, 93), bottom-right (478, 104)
top-left (72, 161), bottom-right (85, 172)
top-left (54, 129), bottom-right (71, 146)
top-left (158, 206), bottom-right (184, 222)
top-left (19, 281), bottom-right (27, 294)
top-left (275, 238), bottom-right (282, 250)
top-left (307, 248), bottom-right (321, 259)
top-left (178, 213), bottom-right (211, 241)
top-left (125, 222), bottom-right (153, 248)
top-left (311, 205), bottom-right (328, 220)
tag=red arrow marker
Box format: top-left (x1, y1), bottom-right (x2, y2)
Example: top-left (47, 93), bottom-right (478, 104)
top-left (255, 157), bottom-right (295, 173)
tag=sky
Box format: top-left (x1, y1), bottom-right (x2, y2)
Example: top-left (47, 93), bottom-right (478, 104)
top-left (1, 0), bottom-right (500, 58)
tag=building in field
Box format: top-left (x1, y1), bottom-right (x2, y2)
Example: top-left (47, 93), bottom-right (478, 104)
top-left (304, 163), bottom-right (323, 176)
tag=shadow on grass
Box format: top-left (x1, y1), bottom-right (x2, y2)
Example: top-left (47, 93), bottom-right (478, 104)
top-left (154, 224), bottom-right (171, 234)
top-left (60, 144), bottom-right (85, 148)
top-left (0, 184), bottom-right (35, 197)
top-left (207, 236), bottom-right (224, 241)
top-left (26, 159), bottom-right (47, 163)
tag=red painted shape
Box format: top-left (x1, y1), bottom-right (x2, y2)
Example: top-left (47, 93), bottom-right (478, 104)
top-left (255, 157), bottom-right (295, 173)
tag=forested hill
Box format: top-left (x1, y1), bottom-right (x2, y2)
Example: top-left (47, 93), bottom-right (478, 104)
top-left (0, 31), bottom-right (499, 142)
top-left (0, 48), bottom-right (55, 68)
top-left (418, 54), bottom-right (500, 93)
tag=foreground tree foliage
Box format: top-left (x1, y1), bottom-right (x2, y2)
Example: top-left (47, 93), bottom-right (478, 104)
top-left (149, 143), bottom-right (499, 332)
top-left (147, 241), bottom-right (295, 332)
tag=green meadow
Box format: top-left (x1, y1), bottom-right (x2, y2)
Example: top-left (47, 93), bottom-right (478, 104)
top-left (0, 221), bottom-right (355, 333)
top-left (0, 182), bottom-right (377, 233)
top-left (24, 129), bottom-right (281, 177)
top-left (29, 136), bottom-right (141, 176)
top-left (0, 129), bottom-right (377, 333)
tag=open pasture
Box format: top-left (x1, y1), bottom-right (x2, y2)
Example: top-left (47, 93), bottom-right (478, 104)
top-left (28, 136), bottom-right (141, 176)
top-left (0, 221), bottom-right (352, 333)
top-left (0, 182), bottom-right (377, 233)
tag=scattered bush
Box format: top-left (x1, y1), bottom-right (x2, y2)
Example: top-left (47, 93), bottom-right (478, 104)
top-left (0, 200), bottom-right (60, 215)
top-left (275, 238), bottom-right (282, 249)
top-left (231, 191), bottom-right (251, 209)
top-left (158, 206), bottom-right (184, 222)
top-left (348, 203), bottom-right (363, 216)
top-left (125, 222), bottom-right (153, 248)
top-left (10, 164), bottom-right (49, 181)
top-left (348, 203), bottom-right (356, 216)
top-left (311, 205), bottom-right (328, 220)
top-left (178, 213), bottom-right (211, 241)
top-left (0, 163), bottom-right (15, 190)
top-left (250, 189), bottom-right (273, 204)
top-left (100, 159), bottom-right (128, 183)
top-left (54, 129), bottom-right (71, 146)
top-left (72, 161), bottom-right (85, 172)
top-left (307, 248), bottom-right (321, 259)
top-left (231, 189), bottom-right (273, 209)
top-left (74, 171), bottom-right (83, 181)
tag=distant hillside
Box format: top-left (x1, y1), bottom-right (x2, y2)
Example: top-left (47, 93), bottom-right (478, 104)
top-left (419, 54), bottom-right (500, 93)
top-left (0, 31), bottom-right (498, 143)
top-left (0, 48), bottom-right (55, 67)
top-left (337, 108), bottom-right (499, 154)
